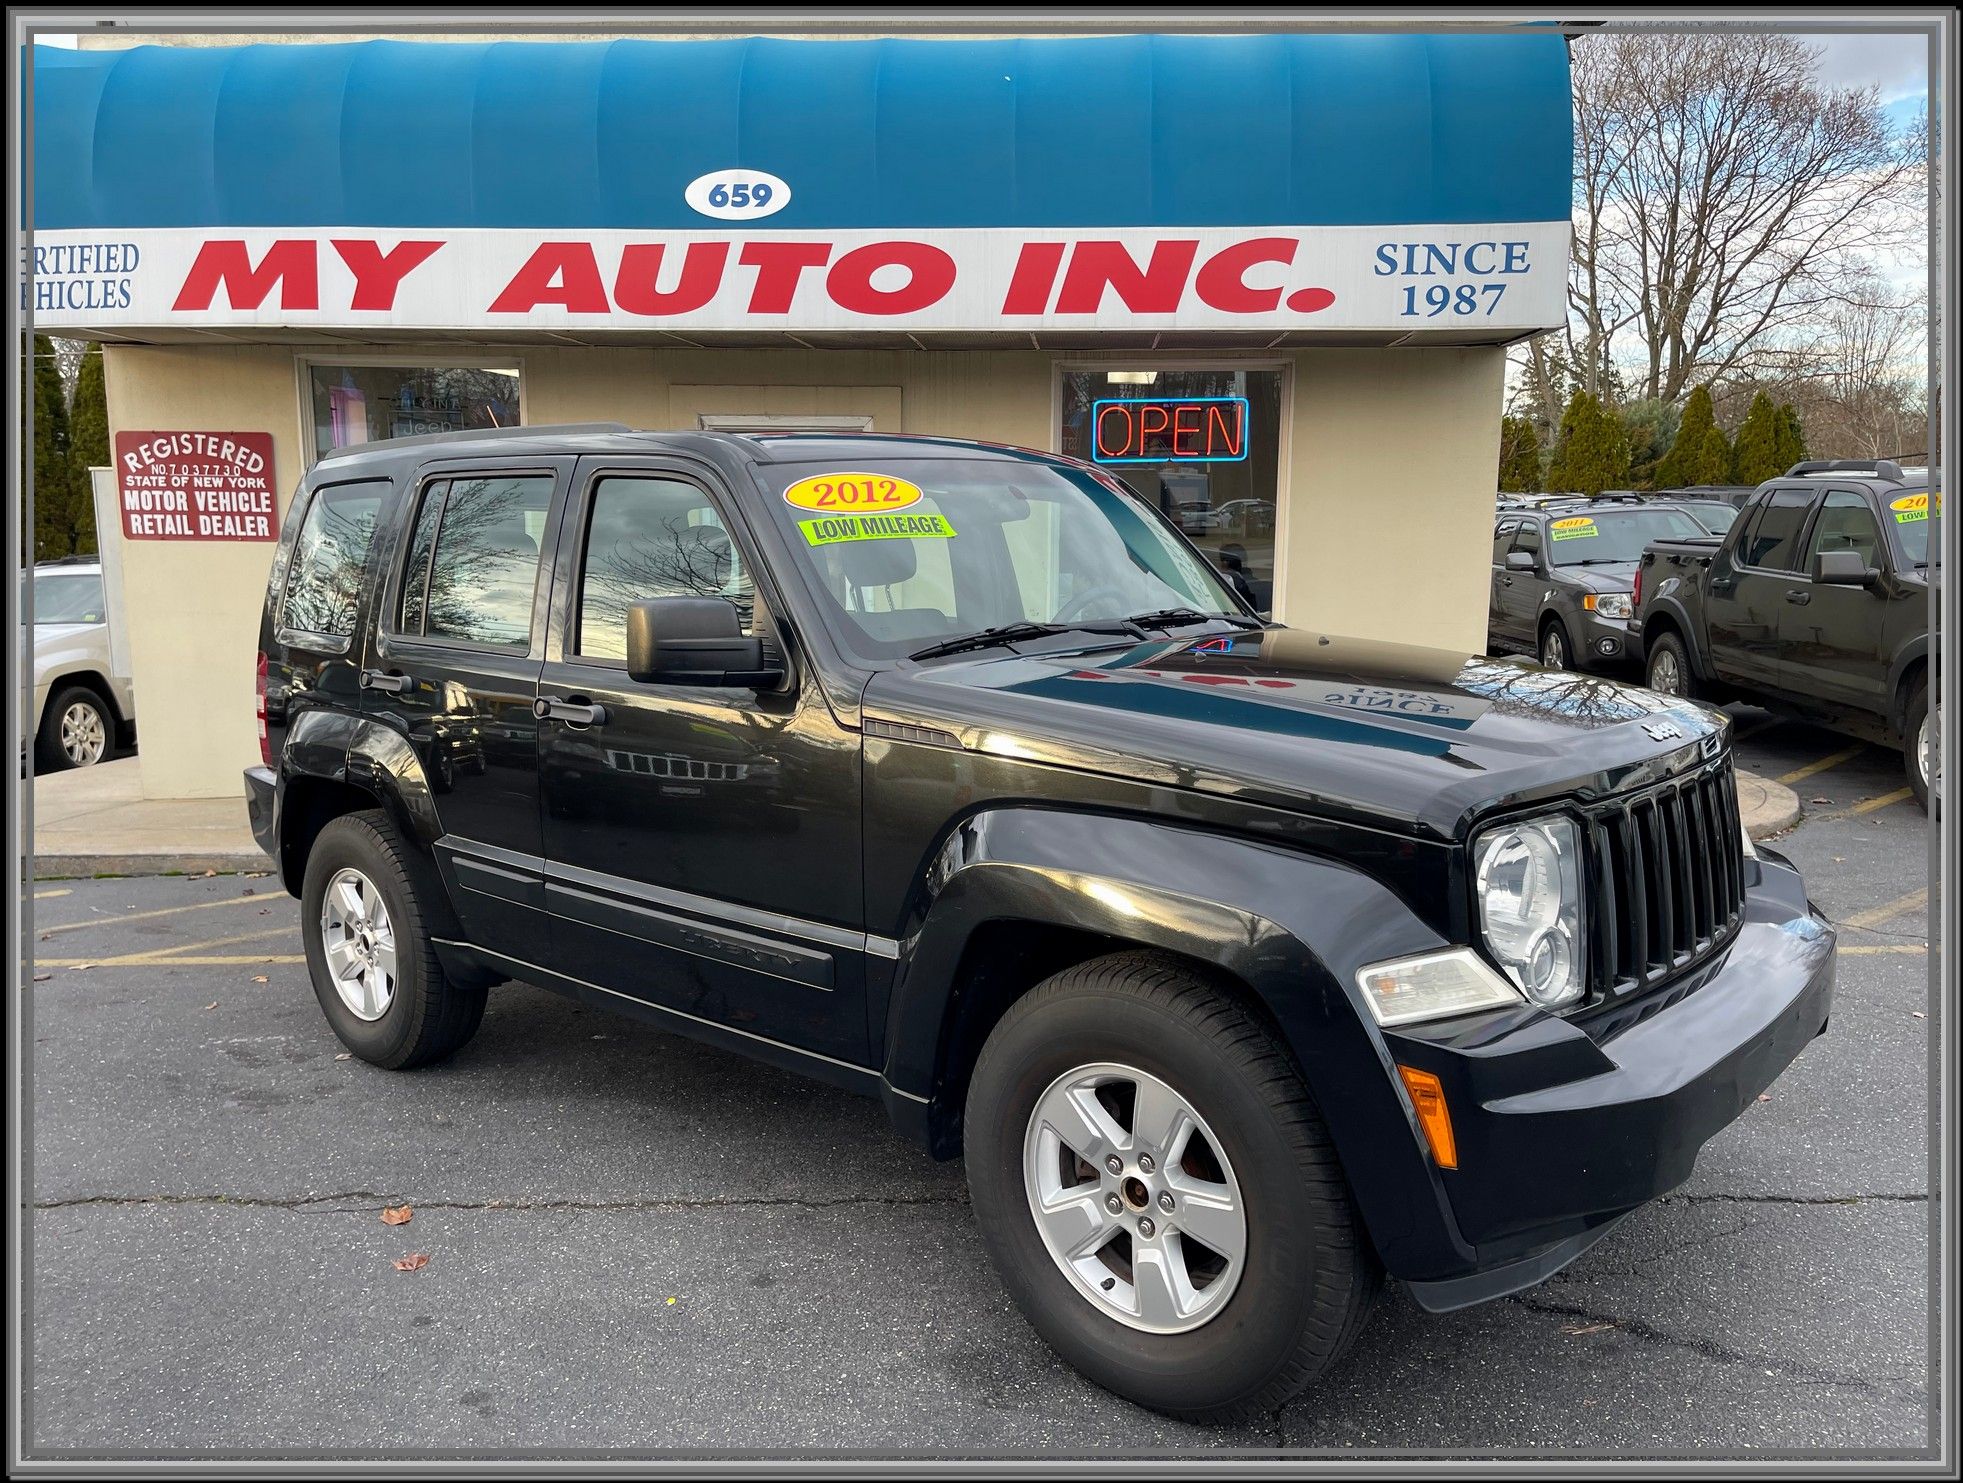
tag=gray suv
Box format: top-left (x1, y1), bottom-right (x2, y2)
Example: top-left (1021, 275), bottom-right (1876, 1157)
top-left (1489, 500), bottom-right (1709, 672)
top-left (29, 558), bottom-right (135, 770)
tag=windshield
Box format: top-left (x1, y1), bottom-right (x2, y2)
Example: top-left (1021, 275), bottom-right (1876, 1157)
top-left (1545, 507), bottom-right (1706, 565)
top-left (1885, 489), bottom-right (1938, 566)
top-left (32, 570), bottom-right (107, 624)
top-left (756, 456), bottom-right (1243, 662)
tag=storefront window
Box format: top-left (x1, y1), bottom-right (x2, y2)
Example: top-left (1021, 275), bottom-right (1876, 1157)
top-left (308, 364), bottom-right (521, 462)
top-left (1058, 368), bottom-right (1283, 613)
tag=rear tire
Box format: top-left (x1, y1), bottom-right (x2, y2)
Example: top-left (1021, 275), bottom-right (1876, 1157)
top-left (36, 685), bottom-right (112, 771)
top-left (1905, 678), bottom-right (1936, 813)
top-left (1645, 632), bottom-right (1701, 701)
top-left (300, 810), bottom-right (486, 1069)
top-left (964, 952), bottom-right (1380, 1424)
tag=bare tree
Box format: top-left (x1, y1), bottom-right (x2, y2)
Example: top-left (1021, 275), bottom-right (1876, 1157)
top-left (1569, 32), bottom-right (1923, 404)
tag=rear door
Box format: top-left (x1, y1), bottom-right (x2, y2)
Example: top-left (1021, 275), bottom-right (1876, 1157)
top-left (533, 456), bottom-right (870, 1064)
top-left (362, 459), bottom-right (572, 962)
top-left (1774, 487), bottom-right (1891, 710)
top-left (1489, 517), bottom-right (1521, 648)
top-left (1704, 485), bottom-right (1818, 690)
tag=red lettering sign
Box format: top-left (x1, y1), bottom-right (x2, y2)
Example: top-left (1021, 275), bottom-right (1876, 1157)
top-left (114, 431), bottom-right (278, 541)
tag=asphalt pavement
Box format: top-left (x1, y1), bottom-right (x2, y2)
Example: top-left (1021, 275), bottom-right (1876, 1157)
top-left (24, 706), bottom-right (1940, 1458)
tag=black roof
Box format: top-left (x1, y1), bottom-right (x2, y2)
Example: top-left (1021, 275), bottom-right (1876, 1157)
top-left (311, 423), bottom-right (1062, 477)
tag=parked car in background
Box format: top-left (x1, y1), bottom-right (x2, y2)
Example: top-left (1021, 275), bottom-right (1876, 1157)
top-left (249, 425), bottom-right (1834, 1423)
top-left (28, 557), bottom-right (135, 771)
top-left (1489, 500), bottom-right (1709, 672)
top-left (1655, 484), bottom-right (1761, 510)
top-left (1654, 497), bottom-right (1740, 536)
top-left (1635, 460), bottom-right (1939, 808)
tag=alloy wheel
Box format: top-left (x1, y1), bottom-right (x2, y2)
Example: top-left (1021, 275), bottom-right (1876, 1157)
top-left (1920, 705), bottom-right (1941, 796)
top-left (60, 700), bottom-right (108, 766)
top-left (319, 867), bottom-right (398, 1021)
top-left (1022, 1061), bottom-right (1248, 1334)
top-left (1541, 627), bottom-right (1567, 670)
top-left (1649, 648), bottom-right (1682, 696)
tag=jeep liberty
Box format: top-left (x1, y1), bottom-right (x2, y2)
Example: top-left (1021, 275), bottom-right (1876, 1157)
top-left (249, 426), bottom-right (1836, 1422)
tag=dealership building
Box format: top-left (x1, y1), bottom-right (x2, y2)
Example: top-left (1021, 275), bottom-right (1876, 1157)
top-left (31, 30), bottom-right (1573, 798)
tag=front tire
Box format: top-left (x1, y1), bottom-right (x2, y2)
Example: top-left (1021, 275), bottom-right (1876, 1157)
top-left (300, 811), bottom-right (486, 1068)
top-left (1905, 678), bottom-right (1937, 813)
top-left (964, 952), bottom-right (1379, 1424)
top-left (37, 685), bottom-right (112, 771)
top-left (1539, 620), bottom-right (1574, 672)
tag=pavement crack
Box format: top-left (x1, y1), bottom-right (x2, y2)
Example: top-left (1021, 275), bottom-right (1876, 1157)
top-left (1508, 1295), bottom-right (1926, 1406)
top-left (1655, 1192), bottom-right (1927, 1206)
top-left (32, 1191), bottom-right (968, 1214)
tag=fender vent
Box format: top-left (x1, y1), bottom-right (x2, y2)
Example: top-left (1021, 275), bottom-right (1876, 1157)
top-left (864, 717), bottom-right (961, 750)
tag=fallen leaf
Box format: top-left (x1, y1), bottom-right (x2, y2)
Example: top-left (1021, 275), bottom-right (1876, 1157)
top-left (242, 887), bottom-right (256, 896)
top-left (251, 975), bottom-right (269, 984)
top-left (381, 1205), bottom-right (413, 1226)
top-left (392, 1253), bottom-right (430, 1272)
top-left (1563, 1322), bottom-right (1615, 1335)
top-left (39, 933), bottom-right (51, 941)
top-left (1756, 1093), bottom-right (1772, 1102)
top-left (203, 869), bottom-right (217, 877)
top-left (71, 964), bottom-right (95, 972)
top-left (202, 1001), bottom-right (219, 1011)
top-left (32, 973), bottom-right (51, 983)
top-left (1810, 796), bottom-right (1832, 805)
top-left (1912, 1011), bottom-right (1927, 1020)
top-left (335, 1052), bottom-right (353, 1061)
top-left (1832, 856), bottom-right (1846, 863)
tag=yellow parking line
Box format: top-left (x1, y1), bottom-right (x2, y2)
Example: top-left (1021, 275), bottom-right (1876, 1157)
top-left (1778, 744), bottom-right (1868, 786)
top-left (1841, 888), bottom-right (1930, 931)
top-left (1839, 944), bottom-right (1928, 955)
top-left (33, 888), bottom-right (71, 900)
top-left (112, 927), bottom-right (298, 964)
top-left (38, 955), bottom-right (305, 967)
top-left (1814, 788), bottom-right (1917, 824)
top-left (38, 893), bottom-right (275, 937)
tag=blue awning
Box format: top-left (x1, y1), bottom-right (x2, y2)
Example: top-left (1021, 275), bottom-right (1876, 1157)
top-left (32, 33), bottom-right (1572, 232)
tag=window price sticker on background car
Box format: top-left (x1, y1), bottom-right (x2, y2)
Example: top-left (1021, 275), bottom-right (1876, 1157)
top-left (799, 511), bottom-right (959, 547)
top-left (1890, 493), bottom-right (1938, 523)
top-left (1550, 516), bottom-right (1598, 541)
top-left (784, 472), bottom-right (923, 514)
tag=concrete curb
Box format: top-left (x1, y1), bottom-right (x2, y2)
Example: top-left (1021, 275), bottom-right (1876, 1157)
top-left (34, 850), bottom-right (274, 880)
top-left (1735, 767), bottom-right (1803, 841)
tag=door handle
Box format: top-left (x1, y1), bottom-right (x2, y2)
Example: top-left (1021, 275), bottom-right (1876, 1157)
top-left (533, 695), bottom-right (609, 726)
top-left (1785, 590), bottom-right (1812, 606)
top-left (1500, 576), bottom-right (1514, 587)
top-left (360, 669), bottom-right (412, 693)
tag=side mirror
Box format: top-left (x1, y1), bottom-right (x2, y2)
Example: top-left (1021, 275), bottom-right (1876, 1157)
top-left (1810, 549), bottom-right (1873, 586)
top-left (1505, 550), bottom-right (1537, 571)
top-left (626, 597), bottom-right (783, 687)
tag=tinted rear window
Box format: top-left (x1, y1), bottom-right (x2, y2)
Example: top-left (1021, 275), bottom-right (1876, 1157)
top-left (278, 481), bottom-right (386, 643)
top-left (1738, 488), bottom-right (1816, 571)
top-left (396, 474), bottom-right (554, 649)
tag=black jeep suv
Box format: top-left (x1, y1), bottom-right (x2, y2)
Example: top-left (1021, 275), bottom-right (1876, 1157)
top-left (250, 426), bottom-right (1835, 1422)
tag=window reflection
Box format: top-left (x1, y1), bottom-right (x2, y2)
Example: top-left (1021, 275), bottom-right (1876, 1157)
top-left (280, 482), bottom-right (384, 641)
top-left (577, 478), bottom-right (755, 659)
top-left (397, 475), bottom-right (553, 649)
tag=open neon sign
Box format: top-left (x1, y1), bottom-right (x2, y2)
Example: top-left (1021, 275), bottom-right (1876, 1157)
top-left (1090, 396), bottom-right (1249, 464)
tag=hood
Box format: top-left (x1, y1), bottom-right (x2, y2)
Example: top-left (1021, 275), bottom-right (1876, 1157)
top-left (864, 628), bottom-right (1729, 840)
top-left (1554, 562), bottom-right (1637, 592)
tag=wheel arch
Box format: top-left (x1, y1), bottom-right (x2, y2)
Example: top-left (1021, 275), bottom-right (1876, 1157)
top-left (273, 713), bottom-right (444, 898)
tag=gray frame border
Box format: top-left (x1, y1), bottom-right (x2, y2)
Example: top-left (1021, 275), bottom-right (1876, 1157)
top-left (8, 5), bottom-right (1955, 1474)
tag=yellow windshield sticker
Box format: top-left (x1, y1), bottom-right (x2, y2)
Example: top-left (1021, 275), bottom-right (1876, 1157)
top-left (1550, 516), bottom-right (1598, 541)
top-left (1890, 493), bottom-right (1938, 523)
top-left (799, 511), bottom-right (958, 547)
top-left (783, 472), bottom-right (923, 515)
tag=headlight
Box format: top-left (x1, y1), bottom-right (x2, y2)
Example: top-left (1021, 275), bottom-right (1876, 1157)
top-left (1740, 820), bottom-right (1757, 859)
top-left (1587, 592), bottom-right (1634, 620)
top-left (1473, 815), bottom-right (1587, 1010)
top-left (1356, 947), bottom-right (1525, 1027)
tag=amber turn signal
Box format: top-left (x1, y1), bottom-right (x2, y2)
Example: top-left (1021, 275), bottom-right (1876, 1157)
top-left (1397, 1065), bottom-right (1458, 1170)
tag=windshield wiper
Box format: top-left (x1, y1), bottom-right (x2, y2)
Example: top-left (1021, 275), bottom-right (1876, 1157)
top-left (1123, 607), bottom-right (1265, 632)
top-left (907, 620), bottom-right (1143, 662)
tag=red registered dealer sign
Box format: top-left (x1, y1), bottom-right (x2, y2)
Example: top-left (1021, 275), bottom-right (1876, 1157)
top-left (114, 430), bottom-right (277, 541)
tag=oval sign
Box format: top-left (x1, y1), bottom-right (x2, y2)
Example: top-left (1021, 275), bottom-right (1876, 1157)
top-left (783, 471), bottom-right (923, 515)
top-left (685, 169), bottom-right (792, 221)
top-left (1550, 516), bottom-right (1596, 530)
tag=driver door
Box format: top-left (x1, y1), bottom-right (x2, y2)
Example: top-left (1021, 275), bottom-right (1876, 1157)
top-left (533, 457), bottom-right (870, 1064)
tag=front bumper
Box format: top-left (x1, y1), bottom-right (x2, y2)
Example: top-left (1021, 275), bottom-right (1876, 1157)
top-left (1381, 848), bottom-right (1834, 1305)
top-left (1576, 610), bottom-right (1634, 667)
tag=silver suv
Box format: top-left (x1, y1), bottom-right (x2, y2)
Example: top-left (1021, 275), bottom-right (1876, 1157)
top-left (29, 558), bottom-right (135, 770)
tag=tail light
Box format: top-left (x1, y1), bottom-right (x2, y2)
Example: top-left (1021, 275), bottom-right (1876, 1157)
top-left (255, 651), bottom-right (271, 766)
top-left (1631, 566), bottom-right (1644, 610)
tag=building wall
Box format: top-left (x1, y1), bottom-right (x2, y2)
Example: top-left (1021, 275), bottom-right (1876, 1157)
top-left (101, 340), bottom-right (1500, 797)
